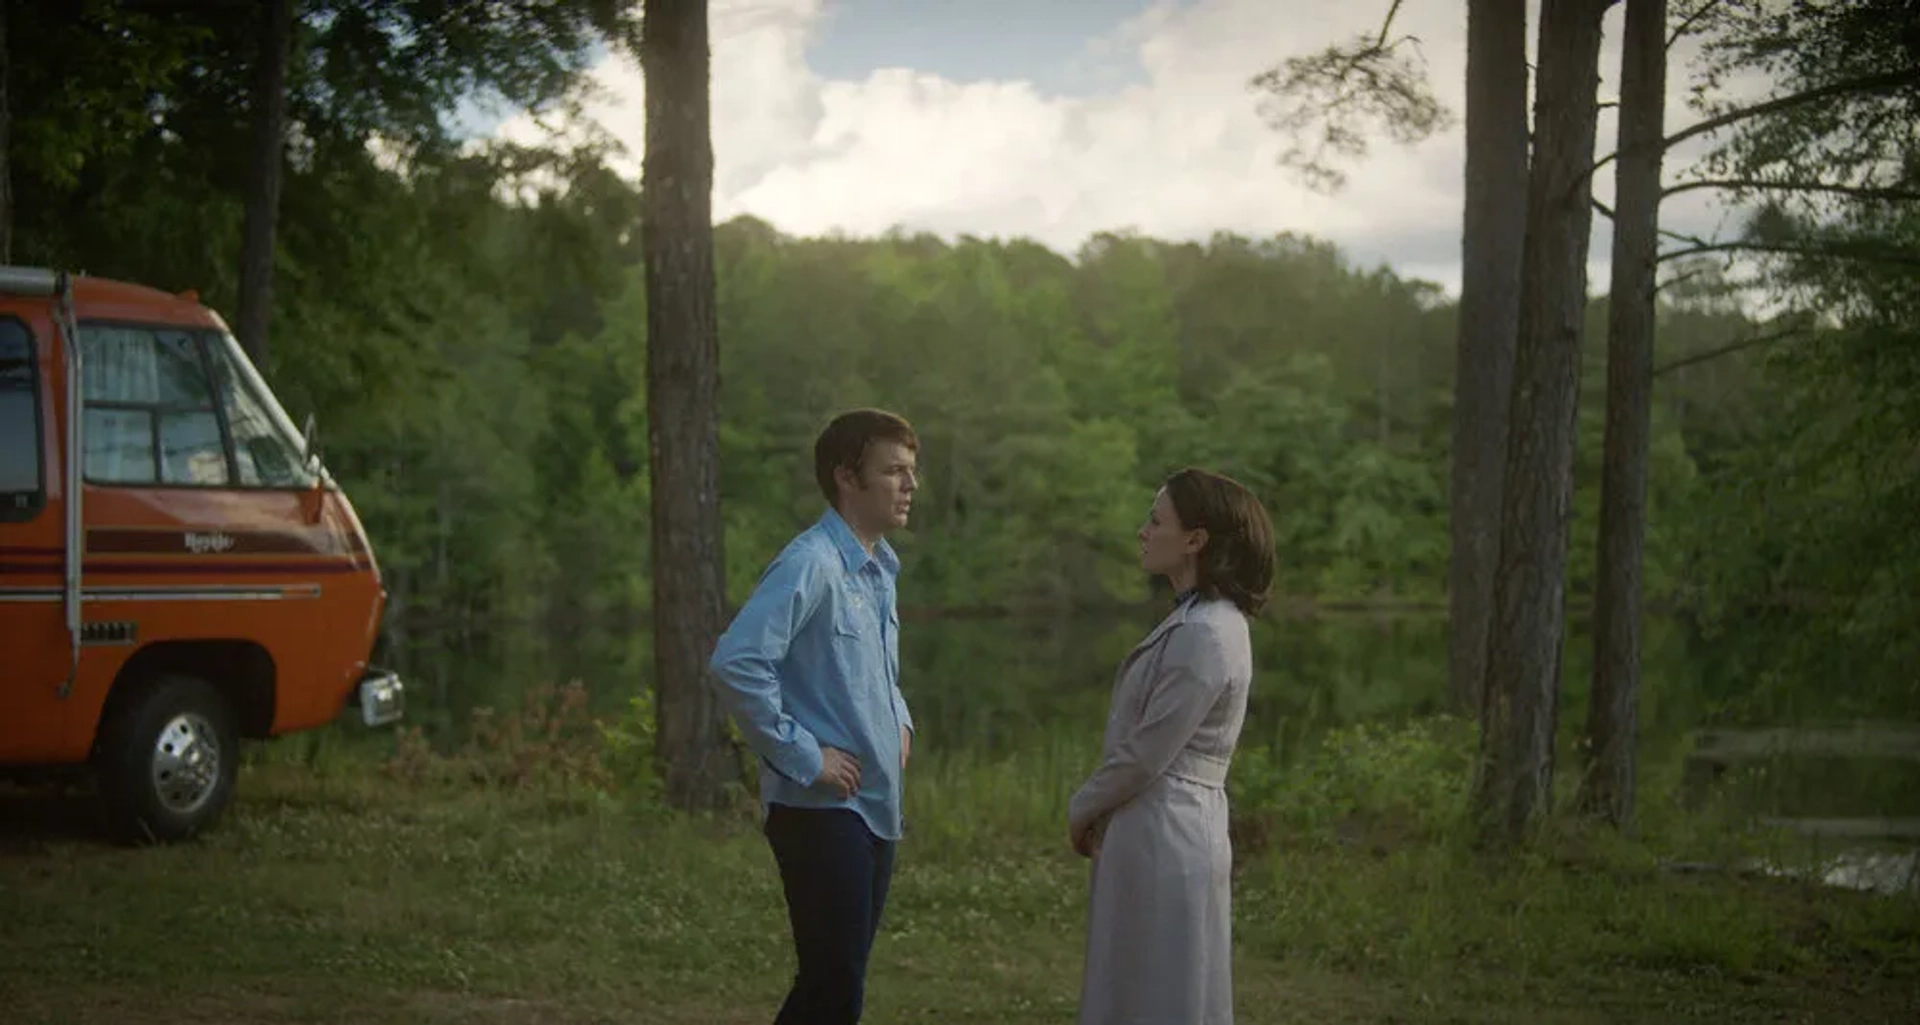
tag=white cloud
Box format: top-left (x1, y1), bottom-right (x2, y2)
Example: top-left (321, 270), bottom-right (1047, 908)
top-left (494, 0), bottom-right (1776, 296)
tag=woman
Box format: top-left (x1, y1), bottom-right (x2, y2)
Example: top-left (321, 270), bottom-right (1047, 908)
top-left (1067, 467), bottom-right (1275, 1025)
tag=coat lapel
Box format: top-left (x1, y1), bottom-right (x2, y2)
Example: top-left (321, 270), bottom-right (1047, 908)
top-left (1120, 598), bottom-right (1192, 672)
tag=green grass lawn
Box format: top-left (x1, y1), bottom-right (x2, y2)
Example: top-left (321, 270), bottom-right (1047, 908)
top-left (2, 731), bottom-right (1916, 1024)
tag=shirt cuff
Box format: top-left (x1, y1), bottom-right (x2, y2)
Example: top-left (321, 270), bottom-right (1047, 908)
top-left (766, 732), bottom-right (825, 786)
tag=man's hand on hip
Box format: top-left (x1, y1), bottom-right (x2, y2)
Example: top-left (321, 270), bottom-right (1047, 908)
top-left (818, 747), bottom-right (862, 798)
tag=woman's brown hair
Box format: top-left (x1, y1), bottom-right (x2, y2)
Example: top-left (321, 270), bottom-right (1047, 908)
top-left (1163, 467), bottom-right (1276, 616)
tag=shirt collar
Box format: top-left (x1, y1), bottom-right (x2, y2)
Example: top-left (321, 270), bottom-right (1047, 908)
top-left (818, 506), bottom-right (898, 576)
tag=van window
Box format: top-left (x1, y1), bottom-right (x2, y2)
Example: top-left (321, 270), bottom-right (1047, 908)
top-left (0, 317), bottom-right (44, 520)
top-left (81, 325), bottom-right (230, 486)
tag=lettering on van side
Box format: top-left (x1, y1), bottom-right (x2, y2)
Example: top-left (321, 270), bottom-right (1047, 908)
top-left (86, 526), bottom-right (367, 557)
top-left (184, 531), bottom-right (236, 554)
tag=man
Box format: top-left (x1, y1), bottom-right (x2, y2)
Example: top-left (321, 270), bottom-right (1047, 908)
top-left (709, 408), bottom-right (919, 1025)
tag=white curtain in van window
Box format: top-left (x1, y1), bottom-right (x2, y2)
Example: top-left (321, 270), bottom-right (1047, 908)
top-left (80, 327), bottom-right (225, 484)
top-left (82, 327), bottom-right (162, 482)
top-left (83, 327), bottom-right (161, 404)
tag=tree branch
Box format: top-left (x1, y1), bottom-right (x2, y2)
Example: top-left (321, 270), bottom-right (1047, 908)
top-left (1656, 240), bottom-right (1920, 267)
top-left (1654, 326), bottom-right (1804, 377)
top-left (1372, 0), bottom-right (1407, 51)
top-left (1593, 67), bottom-right (1920, 176)
top-left (1249, 0), bottom-right (1449, 193)
top-left (1657, 270), bottom-right (1771, 296)
top-left (1662, 177), bottom-right (1920, 203)
top-left (1654, 267), bottom-right (1708, 295)
top-left (1666, 0), bottom-right (1725, 50)
top-left (1663, 67), bottom-right (1920, 154)
top-left (1591, 198), bottom-right (1711, 250)
top-left (1341, 0), bottom-right (1421, 77)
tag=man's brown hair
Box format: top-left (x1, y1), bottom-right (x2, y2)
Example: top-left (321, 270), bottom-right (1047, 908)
top-left (814, 408), bottom-right (920, 505)
top-left (1163, 467), bottom-right (1276, 616)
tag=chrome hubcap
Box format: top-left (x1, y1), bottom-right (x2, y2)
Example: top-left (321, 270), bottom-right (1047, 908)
top-left (150, 713), bottom-right (220, 814)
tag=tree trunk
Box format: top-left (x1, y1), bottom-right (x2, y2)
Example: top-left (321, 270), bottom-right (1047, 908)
top-left (641, 0), bottom-right (734, 811)
top-left (1, 0), bottom-right (12, 264)
top-left (435, 474), bottom-right (451, 722)
top-left (1448, 0), bottom-right (1530, 710)
top-left (1473, 0), bottom-right (1615, 847)
top-left (1580, 0), bottom-right (1667, 829)
top-left (235, 0), bottom-right (292, 369)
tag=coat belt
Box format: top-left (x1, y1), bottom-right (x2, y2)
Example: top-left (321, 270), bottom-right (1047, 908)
top-left (1166, 749), bottom-right (1231, 789)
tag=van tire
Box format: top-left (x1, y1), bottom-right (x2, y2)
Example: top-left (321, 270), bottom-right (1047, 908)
top-left (95, 674), bottom-right (240, 845)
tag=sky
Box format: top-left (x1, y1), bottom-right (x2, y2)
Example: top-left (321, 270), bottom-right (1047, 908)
top-left (486, 0), bottom-right (1768, 296)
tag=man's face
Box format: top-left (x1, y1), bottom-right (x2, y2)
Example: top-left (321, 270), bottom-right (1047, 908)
top-left (838, 440), bottom-right (918, 537)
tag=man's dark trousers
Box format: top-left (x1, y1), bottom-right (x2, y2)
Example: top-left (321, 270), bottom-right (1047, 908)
top-left (765, 803), bottom-right (896, 1025)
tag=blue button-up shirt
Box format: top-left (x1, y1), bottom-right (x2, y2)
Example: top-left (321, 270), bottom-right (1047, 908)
top-left (709, 508), bottom-right (914, 840)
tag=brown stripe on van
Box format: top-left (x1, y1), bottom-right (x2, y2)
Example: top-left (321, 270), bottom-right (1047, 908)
top-left (84, 527), bottom-right (350, 557)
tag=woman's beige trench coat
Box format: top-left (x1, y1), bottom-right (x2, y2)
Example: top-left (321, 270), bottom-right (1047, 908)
top-left (1068, 593), bottom-right (1252, 1025)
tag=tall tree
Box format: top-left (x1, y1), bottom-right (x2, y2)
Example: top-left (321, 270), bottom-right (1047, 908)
top-left (235, 0), bottom-right (292, 368)
top-left (1657, 0), bottom-right (1920, 729)
top-left (1247, 0), bottom-right (1531, 714)
top-left (1474, 0), bottom-right (1616, 846)
top-left (1580, 0), bottom-right (1668, 829)
top-left (641, 0), bottom-right (734, 810)
top-left (1572, 0), bottom-right (1918, 826)
top-left (1448, 0), bottom-right (1530, 712)
top-left (0, 0), bottom-right (10, 264)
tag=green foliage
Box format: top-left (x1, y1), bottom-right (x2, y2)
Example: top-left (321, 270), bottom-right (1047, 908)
top-left (10, 0), bottom-right (1898, 741)
top-left (383, 681), bottom-right (609, 790)
top-left (596, 686), bottom-right (664, 802)
top-left (1230, 715), bottom-right (1476, 845)
top-left (1671, 2), bottom-right (1920, 724)
top-left (1688, 0), bottom-right (1919, 193)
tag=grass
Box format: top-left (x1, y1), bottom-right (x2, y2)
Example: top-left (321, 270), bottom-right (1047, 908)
top-left (2, 709), bottom-right (1916, 1024)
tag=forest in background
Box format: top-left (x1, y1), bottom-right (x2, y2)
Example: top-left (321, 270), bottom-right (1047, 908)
top-left (4, 0), bottom-right (1913, 733)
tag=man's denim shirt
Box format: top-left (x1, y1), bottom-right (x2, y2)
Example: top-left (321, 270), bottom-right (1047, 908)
top-left (709, 508), bottom-right (914, 841)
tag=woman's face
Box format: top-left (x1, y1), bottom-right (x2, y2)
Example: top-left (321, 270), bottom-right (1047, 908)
top-left (1138, 488), bottom-right (1200, 579)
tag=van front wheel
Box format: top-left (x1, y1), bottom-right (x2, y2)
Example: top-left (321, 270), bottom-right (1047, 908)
top-left (95, 674), bottom-right (240, 845)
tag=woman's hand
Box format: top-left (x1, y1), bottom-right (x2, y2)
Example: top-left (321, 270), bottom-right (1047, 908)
top-left (1070, 819), bottom-right (1103, 859)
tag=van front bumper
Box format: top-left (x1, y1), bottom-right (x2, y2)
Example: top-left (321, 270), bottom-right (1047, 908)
top-left (355, 668), bottom-right (406, 727)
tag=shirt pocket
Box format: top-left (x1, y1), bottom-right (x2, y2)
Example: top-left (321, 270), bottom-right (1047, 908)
top-left (831, 592), bottom-right (874, 641)
top-left (829, 595), bottom-right (882, 699)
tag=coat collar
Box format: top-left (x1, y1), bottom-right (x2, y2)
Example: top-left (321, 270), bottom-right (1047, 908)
top-left (1128, 590), bottom-right (1204, 658)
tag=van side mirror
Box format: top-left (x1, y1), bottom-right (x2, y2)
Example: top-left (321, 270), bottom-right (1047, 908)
top-left (301, 412), bottom-right (322, 469)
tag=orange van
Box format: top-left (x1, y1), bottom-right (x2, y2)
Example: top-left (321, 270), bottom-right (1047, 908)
top-left (0, 266), bottom-right (403, 843)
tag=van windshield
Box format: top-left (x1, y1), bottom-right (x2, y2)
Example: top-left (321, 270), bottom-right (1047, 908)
top-left (202, 331), bottom-right (319, 488)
